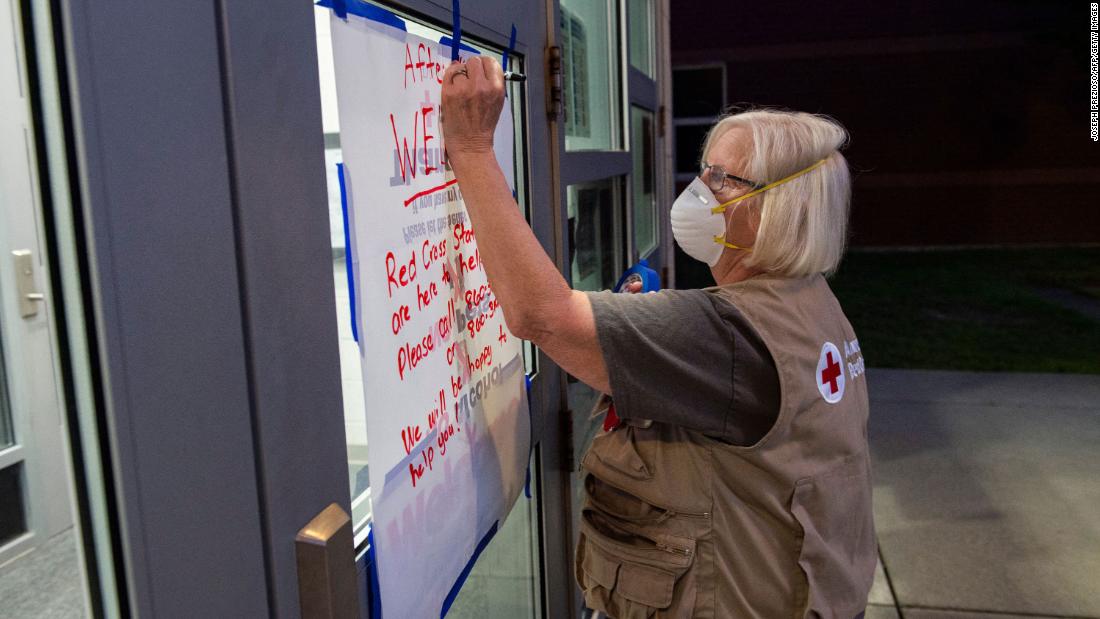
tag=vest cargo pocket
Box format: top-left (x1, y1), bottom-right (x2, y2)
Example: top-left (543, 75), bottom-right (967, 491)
top-left (576, 512), bottom-right (697, 619)
top-left (586, 474), bottom-right (678, 524)
top-left (587, 425), bottom-right (652, 482)
top-left (791, 456), bottom-right (877, 619)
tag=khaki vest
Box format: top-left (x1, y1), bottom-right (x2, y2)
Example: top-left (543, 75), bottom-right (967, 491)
top-left (575, 273), bottom-right (875, 618)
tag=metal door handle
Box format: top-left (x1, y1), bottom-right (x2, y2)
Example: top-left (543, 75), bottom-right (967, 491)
top-left (12, 250), bottom-right (45, 318)
top-left (296, 503), bottom-right (359, 619)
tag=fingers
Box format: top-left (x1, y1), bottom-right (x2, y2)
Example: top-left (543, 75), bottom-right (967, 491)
top-left (480, 56), bottom-right (502, 84)
top-left (435, 56), bottom-right (504, 157)
top-left (463, 56), bottom-right (503, 92)
top-left (441, 57), bottom-right (503, 113)
top-left (463, 57), bottom-right (484, 87)
top-left (468, 56), bottom-right (504, 91)
top-left (442, 60), bottom-right (468, 86)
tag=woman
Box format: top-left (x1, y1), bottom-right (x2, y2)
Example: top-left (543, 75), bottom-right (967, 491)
top-left (441, 56), bottom-right (875, 618)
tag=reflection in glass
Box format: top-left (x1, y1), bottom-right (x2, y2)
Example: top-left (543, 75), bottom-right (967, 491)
top-left (631, 107), bottom-right (657, 257)
top-left (318, 132), bottom-right (374, 529)
top-left (565, 178), bottom-right (625, 614)
top-left (446, 450), bottom-right (543, 618)
top-left (561, 0), bottom-right (620, 151)
top-left (567, 179), bottom-right (624, 292)
top-left (627, 0), bottom-right (654, 77)
top-left (331, 238), bottom-right (371, 527)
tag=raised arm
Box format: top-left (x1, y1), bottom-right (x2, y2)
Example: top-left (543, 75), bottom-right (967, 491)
top-left (440, 56), bottom-right (610, 394)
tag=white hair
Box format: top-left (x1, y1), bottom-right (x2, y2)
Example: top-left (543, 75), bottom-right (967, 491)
top-left (701, 107), bottom-right (852, 277)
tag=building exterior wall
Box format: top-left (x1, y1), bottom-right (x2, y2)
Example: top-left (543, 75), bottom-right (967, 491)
top-left (669, 1), bottom-right (1096, 247)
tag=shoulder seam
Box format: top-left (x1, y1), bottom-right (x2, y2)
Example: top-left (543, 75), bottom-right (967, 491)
top-left (703, 293), bottom-right (738, 442)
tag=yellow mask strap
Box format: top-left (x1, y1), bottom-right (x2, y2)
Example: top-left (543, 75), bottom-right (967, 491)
top-left (714, 237), bottom-right (753, 252)
top-left (710, 157), bottom-right (829, 214)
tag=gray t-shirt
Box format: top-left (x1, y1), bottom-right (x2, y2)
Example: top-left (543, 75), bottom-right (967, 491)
top-left (585, 288), bottom-right (781, 446)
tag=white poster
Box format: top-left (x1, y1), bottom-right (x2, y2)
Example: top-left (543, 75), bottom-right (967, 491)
top-left (330, 12), bottom-right (530, 619)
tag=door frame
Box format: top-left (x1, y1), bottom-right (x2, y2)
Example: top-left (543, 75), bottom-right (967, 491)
top-left (52, 0), bottom-right (346, 615)
top-left (49, 0), bottom-right (572, 616)
top-left (0, 0), bottom-right (75, 569)
top-left (549, 0), bottom-right (672, 614)
top-left (41, 0), bottom-right (669, 614)
top-left (320, 0), bottom-right (571, 615)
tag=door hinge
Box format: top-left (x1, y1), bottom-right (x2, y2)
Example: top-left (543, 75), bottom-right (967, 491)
top-left (548, 45), bottom-right (564, 122)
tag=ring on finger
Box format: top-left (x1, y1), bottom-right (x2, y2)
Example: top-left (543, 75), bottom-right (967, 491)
top-left (449, 67), bottom-right (469, 83)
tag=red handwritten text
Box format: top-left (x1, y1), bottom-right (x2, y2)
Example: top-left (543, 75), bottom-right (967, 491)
top-left (386, 250), bottom-right (417, 298)
top-left (403, 43), bottom-right (444, 88)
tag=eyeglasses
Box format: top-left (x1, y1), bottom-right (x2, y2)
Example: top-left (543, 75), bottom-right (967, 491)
top-left (701, 162), bottom-right (764, 194)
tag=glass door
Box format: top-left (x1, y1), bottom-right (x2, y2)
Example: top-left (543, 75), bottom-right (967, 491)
top-left (0, 0), bottom-right (97, 614)
top-left (312, 1), bottom-right (553, 616)
top-left (553, 0), bottom-right (670, 614)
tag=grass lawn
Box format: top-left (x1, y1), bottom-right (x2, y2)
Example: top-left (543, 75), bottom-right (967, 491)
top-left (826, 247), bottom-right (1100, 374)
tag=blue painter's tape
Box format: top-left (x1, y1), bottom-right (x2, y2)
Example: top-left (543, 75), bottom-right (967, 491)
top-left (366, 527), bottom-right (383, 618)
top-left (439, 36), bottom-right (480, 57)
top-left (524, 463), bottom-right (531, 499)
top-left (524, 374), bottom-right (533, 450)
top-left (501, 23), bottom-right (517, 71)
top-left (451, 0), bottom-right (462, 60)
top-left (337, 163), bottom-right (359, 343)
top-left (523, 372), bottom-right (534, 499)
top-left (316, 0), bottom-right (406, 30)
top-left (440, 521), bottom-right (499, 617)
top-left (330, 0), bottom-right (346, 19)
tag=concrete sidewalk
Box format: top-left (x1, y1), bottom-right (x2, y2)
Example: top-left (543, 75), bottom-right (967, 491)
top-left (864, 368), bottom-right (1100, 619)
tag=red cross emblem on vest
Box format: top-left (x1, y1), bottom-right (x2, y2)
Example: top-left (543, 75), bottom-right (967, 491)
top-left (816, 341), bottom-right (846, 404)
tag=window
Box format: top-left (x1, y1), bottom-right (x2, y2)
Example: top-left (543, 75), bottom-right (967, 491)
top-left (561, 0), bottom-right (622, 151)
top-left (564, 177), bottom-right (626, 616)
top-left (673, 65), bottom-right (725, 118)
top-left (674, 124), bottom-right (710, 175)
top-left (567, 178), bottom-right (625, 291)
top-left (672, 65), bottom-right (726, 183)
top-left (313, 0), bottom-right (533, 539)
top-left (315, 4), bottom-right (544, 616)
top-left (631, 106), bottom-right (657, 256)
top-left (627, 0), bottom-right (655, 77)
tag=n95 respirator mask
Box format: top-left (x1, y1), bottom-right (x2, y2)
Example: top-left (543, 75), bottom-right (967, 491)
top-left (670, 158), bottom-right (831, 267)
top-left (670, 177), bottom-right (732, 267)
